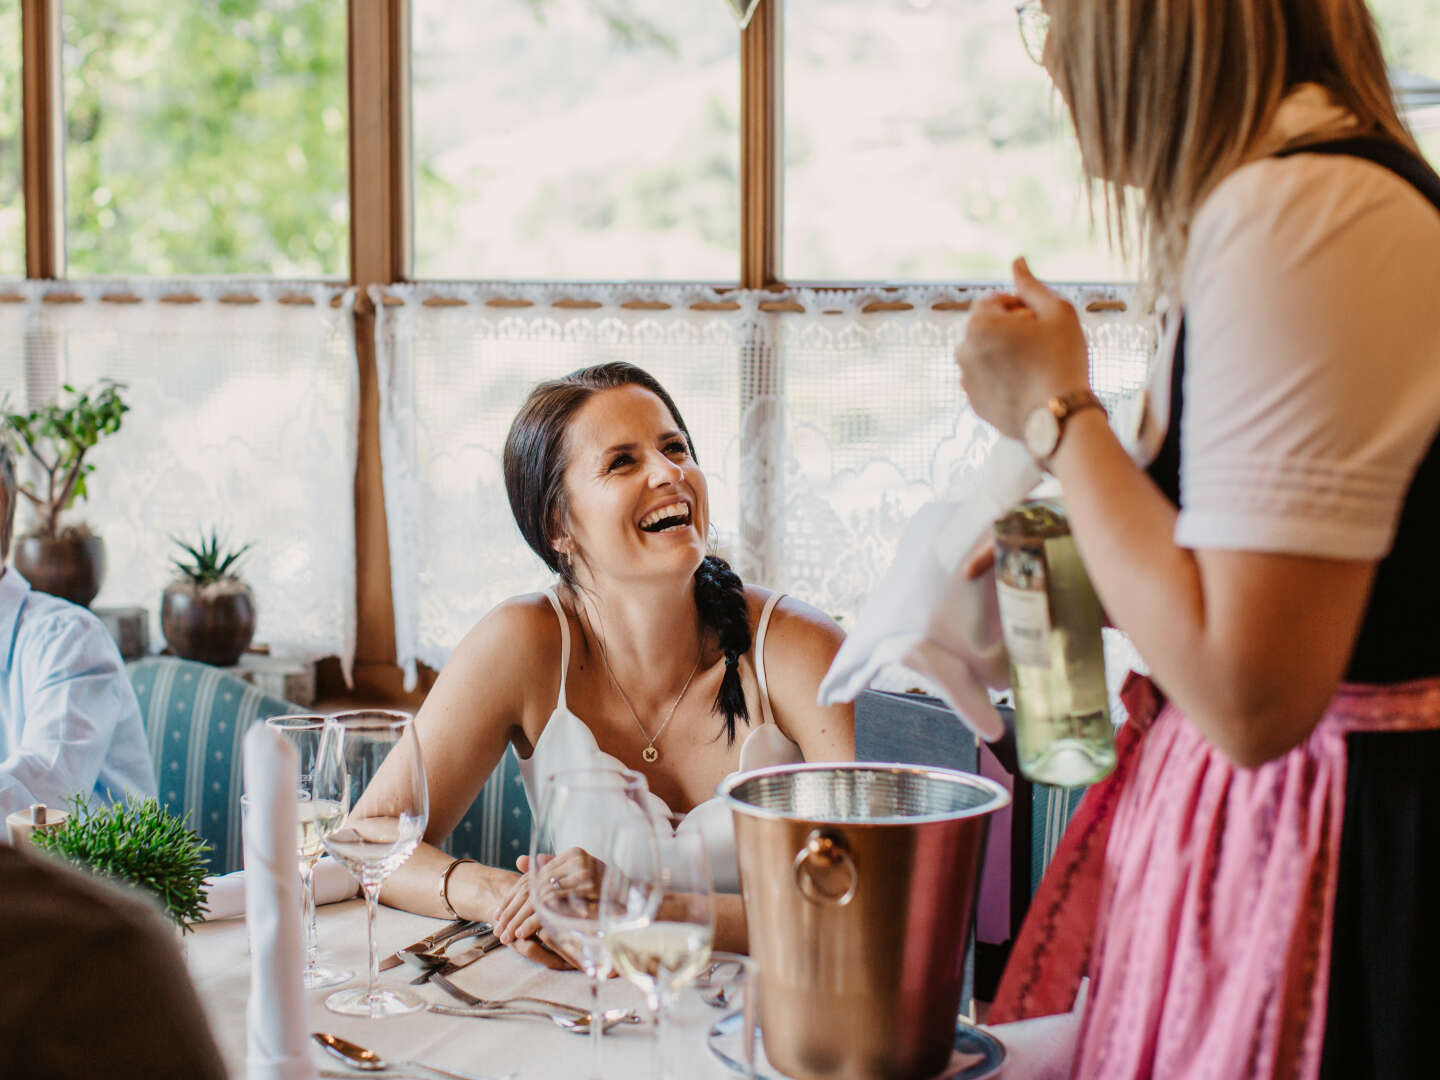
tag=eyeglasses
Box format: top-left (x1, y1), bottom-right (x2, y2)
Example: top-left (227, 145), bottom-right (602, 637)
top-left (1016, 1), bottom-right (1050, 66)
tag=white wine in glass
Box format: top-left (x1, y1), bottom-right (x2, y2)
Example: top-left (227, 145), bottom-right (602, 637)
top-left (315, 710), bottom-right (429, 1018)
top-left (264, 714), bottom-right (351, 990)
top-left (531, 768), bottom-right (659, 1079)
top-left (605, 813), bottom-right (715, 1080)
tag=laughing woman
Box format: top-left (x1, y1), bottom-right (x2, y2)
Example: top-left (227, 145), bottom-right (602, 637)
top-left (377, 362), bottom-right (853, 965)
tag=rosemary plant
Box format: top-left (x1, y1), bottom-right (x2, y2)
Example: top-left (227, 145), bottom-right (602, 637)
top-left (32, 794), bottom-right (213, 932)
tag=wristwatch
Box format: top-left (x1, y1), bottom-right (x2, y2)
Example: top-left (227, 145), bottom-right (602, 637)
top-left (1023, 389), bottom-right (1106, 465)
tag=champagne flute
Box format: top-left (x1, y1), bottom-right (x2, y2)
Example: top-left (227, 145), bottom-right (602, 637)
top-left (314, 709), bottom-right (429, 1018)
top-left (530, 768), bottom-right (660, 1079)
top-left (605, 812), bottom-right (716, 1080)
top-left (264, 714), bottom-right (351, 990)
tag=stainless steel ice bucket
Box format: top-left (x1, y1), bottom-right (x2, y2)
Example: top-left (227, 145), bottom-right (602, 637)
top-left (719, 763), bottom-right (1009, 1080)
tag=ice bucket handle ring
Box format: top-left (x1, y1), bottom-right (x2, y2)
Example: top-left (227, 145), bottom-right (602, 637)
top-left (792, 829), bottom-right (857, 906)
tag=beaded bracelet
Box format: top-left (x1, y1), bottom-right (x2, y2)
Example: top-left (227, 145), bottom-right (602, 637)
top-left (438, 857), bottom-right (477, 919)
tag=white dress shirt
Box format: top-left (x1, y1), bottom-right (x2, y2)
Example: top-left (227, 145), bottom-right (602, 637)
top-left (0, 567), bottom-right (156, 833)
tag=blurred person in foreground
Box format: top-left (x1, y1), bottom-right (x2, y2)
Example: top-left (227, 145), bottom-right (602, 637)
top-left (0, 837), bottom-right (227, 1078)
top-left (372, 361), bottom-right (854, 965)
top-left (0, 442), bottom-right (156, 835)
top-left (957, 2), bottom-right (1439, 1078)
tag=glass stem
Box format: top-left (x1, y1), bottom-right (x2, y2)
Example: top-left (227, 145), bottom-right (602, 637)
top-left (647, 990), bottom-right (664, 1080)
top-left (589, 974), bottom-right (603, 1078)
top-left (362, 872), bottom-right (382, 1008)
top-left (300, 858), bottom-right (319, 969)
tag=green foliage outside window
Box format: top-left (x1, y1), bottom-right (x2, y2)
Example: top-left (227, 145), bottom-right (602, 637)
top-left (63, 0), bottom-right (347, 277)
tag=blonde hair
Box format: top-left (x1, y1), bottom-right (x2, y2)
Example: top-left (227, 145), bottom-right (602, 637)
top-left (1048, 0), bottom-right (1416, 294)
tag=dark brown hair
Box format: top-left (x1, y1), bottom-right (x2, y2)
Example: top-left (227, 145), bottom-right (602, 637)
top-left (503, 362), bottom-right (751, 743)
top-left (0, 441), bottom-right (15, 563)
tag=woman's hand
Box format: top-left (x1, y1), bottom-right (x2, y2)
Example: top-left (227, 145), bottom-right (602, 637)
top-left (955, 257), bottom-right (1092, 439)
top-left (493, 849), bottom-right (599, 971)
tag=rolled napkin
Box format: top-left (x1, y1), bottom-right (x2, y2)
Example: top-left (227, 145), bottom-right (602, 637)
top-left (818, 438), bottom-right (1042, 741)
top-left (243, 723), bottom-right (317, 1080)
top-left (203, 857), bottom-right (358, 921)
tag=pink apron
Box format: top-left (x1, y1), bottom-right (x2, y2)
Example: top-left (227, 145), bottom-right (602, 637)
top-left (989, 671), bottom-right (1440, 1079)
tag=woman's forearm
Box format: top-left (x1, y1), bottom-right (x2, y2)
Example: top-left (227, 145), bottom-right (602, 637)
top-left (378, 841), bottom-right (520, 921)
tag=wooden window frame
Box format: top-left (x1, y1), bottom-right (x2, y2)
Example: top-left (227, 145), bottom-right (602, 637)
top-left (12, 0), bottom-right (1104, 702)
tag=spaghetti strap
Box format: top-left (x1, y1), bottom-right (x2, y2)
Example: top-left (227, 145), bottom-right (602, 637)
top-left (754, 592), bottom-right (784, 727)
top-left (542, 587), bottom-right (570, 713)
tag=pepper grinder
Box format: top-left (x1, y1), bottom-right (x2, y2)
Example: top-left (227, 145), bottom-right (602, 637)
top-left (6, 803), bottom-right (69, 848)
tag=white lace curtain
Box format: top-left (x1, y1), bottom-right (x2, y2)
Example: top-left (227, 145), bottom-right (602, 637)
top-left (375, 282), bottom-right (1154, 689)
top-left (2, 281), bottom-right (358, 675)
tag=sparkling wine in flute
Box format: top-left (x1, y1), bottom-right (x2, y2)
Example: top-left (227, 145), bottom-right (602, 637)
top-left (607, 920), bottom-right (714, 1000)
top-left (994, 498), bottom-right (1115, 787)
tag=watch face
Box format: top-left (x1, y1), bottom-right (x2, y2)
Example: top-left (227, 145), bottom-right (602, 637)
top-left (1025, 407), bottom-right (1060, 460)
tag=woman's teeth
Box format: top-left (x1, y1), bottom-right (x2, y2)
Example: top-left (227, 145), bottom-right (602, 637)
top-left (639, 504), bottom-right (690, 532)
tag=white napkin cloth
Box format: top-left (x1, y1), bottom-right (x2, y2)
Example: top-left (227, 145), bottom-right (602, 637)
top-left (203, 857), bottom-right (357, 921)
top-left (818, 438), bottom-right (1042, 742)
top-left (242, 724), bottom-right (317, 1080)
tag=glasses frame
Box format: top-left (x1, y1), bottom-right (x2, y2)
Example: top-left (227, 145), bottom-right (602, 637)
top-left (1016, 1), bottom-right (1051, 66)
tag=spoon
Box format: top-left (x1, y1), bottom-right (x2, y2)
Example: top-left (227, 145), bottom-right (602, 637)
top-left (312, 1032), bottom-right (493, 1080)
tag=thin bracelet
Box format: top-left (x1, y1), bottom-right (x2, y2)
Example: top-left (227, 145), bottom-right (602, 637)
top-left (438, 857), bottom-right (477, 919)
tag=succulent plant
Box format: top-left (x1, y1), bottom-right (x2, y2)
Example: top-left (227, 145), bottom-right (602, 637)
top-left (170, 528), bottom-right (252, 587)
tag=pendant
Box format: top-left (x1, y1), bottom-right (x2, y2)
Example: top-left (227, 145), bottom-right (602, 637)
top-left (642, 746), bottom-right (659, 763)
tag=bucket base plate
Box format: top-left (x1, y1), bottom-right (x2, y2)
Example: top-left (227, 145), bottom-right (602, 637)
top-left (708, 1013), bottom-right (1006, 1080)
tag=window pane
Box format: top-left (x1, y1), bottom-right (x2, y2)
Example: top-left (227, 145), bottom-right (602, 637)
top-left (1373, 0), bottom-right (1440, 168)
top-left (0, 0), bottom-right (21, 277)
top-left (412, 0), bottom-right (739, 281)
top-left (784, 0), bottom-right (1130, 283)
top-left (62, 0), bottom-right (347, 277)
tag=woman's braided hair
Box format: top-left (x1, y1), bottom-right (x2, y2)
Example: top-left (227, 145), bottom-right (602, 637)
top-left (502, 362), bottom-right (752, 743)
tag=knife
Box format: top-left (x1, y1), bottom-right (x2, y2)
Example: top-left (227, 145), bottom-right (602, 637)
top-left (409, 931), bottom-right (506, 984)
top-left (378, 919), bottom-right (489, 972)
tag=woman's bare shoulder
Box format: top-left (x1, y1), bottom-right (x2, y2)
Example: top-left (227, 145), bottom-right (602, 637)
top-left (436, 591), bottom-right (563, 700)
top-left (743, 586), bottom-right (845, 651)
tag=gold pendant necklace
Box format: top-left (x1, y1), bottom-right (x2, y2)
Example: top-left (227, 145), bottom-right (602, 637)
top-left (593, 630), bottom-right (701, 765)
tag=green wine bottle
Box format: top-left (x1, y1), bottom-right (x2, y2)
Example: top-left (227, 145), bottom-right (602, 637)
top-left (993, 498), bottom-right (1115, 787)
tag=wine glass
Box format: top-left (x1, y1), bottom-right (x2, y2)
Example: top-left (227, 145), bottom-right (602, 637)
top-left (605, 812), bottom-right (716, 1080)
top-left (314, 709), bottom-right (429, 1018)
top-left (264, 713), bottom-right (352, 990)
top-left (530, 768), bottom-right (660, 1078)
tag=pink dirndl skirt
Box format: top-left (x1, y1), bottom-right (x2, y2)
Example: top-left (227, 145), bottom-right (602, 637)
top-left (989, 671), bottom-right (1440, 1080)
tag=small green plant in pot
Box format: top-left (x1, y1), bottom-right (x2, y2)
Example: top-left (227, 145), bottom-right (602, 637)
top-left (162, 529), bottom-right (256, 667)
top-left (1, 379), bottom-right (130, 606)
top-left (31, 794), bottom-right (212, 932)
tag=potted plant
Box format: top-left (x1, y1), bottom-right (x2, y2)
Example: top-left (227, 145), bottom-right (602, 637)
top-left (31, 794), bottom-right (212, 932)
top-left (161, 529), bottom-right (256, 667)
top-left (0, 379), bottom-right (130, 606)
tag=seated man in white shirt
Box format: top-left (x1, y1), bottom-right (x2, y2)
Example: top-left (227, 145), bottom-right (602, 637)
top-left (0, 444), bottom-right (156, 835)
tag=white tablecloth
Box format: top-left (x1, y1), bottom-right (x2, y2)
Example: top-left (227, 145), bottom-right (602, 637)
top-left (187, 900), bottom-right (732, 1079)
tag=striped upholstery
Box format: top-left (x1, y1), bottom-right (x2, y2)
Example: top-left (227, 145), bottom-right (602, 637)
top-left (127, 656), bottom-right (301, 875)
top-left (126, 655), bottom-right (531, 874)
top-left (1028, 781), bottom-right (1085, 896)
top-left (445, 745), bottom-right (533, 869)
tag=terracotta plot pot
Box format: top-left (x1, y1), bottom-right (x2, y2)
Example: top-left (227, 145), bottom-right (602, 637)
top-left (161, 580), bottom-right (256, 667)
top-left (15, 533), bottom-right (106, 608)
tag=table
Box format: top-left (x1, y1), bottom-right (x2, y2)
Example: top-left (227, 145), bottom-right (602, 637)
top-left (186, 900), bottom-right (733, 1080)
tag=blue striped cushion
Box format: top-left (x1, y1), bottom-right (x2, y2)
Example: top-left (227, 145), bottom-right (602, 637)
top-left (127, 656), bottom-right (301, 875)
top-left (1029, 782), bottom-right (1085, 893)
top-left (444, 745), bottom-right (533, 869)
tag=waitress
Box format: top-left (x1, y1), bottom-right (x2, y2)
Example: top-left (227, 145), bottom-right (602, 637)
top-left (957, 2), bottom-right (1440, 1078)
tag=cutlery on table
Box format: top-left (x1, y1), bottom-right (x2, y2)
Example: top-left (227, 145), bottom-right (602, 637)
top-left (398, 950), bottom-right (603, 1017)
top-left (312, 1031), bottom-right (504, 1080)
top-left (426, 1004), bottom-right (642, 1034)
top-left (406, 933), bottom-right (506, 985)
top-left (378, 920), bottom-right (489, 972)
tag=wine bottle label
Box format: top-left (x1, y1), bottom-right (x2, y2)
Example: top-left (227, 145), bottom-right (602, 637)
top-left (996, 545), bottom-right (1052, 668)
